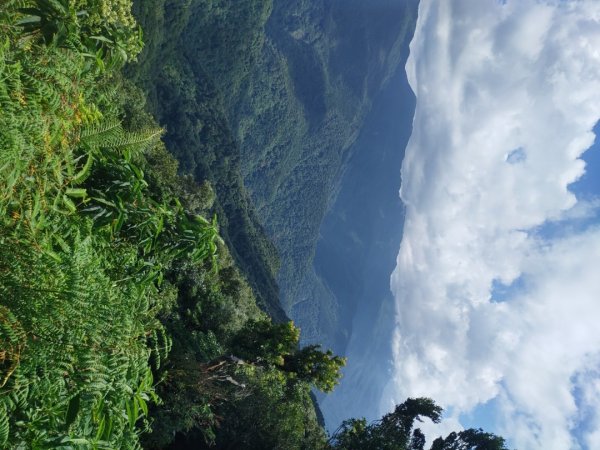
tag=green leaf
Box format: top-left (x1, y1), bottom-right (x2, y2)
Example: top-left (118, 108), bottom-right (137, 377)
top-left (71, 153), bottom-right (94, 185)
top-left (90, 35), bottom-right (113, 44)
top-left (16, 15), bottom-right (42, 26)
top-left (136, 395), bottom-right (148, 417)
top-left (94, 415), bottom-right (105, 441)
top-left (102, 415), bottom-right (113, 441)
top-left (62, 194), bottom-right (77, 213)
top-left (0, 404), bottom-right (9, 446)
top-left (65, 188), bottom-right (87, 198)
top-left (125, 401), bottom-right (134, 428)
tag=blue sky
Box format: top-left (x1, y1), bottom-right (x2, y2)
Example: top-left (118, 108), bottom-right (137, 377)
top-left (572, 121), bottom-right (600, 199)
top-left (492, 121), bottom-right (600, 304)
top-left (470, 125), bottom-right (600, 438)
top-left (384, 1), bottom-right (600, 448)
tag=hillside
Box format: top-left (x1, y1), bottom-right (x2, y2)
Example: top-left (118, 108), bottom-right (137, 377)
top-left (0, 1), bottom-right (338, 447)
top-left (127, 0), bottom-right (285, 322)
top-left (128, 0), bottom-right (419, 353)
top-left (231, 0), bottom-right (419, 352)
top-left (317, 59), bottom-right (417, 426)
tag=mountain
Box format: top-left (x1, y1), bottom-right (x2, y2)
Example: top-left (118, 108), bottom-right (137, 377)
top-left (128, 0), bottom-right (285, 321)
top-left (128, 0), bottom-right (418, 425)
top-left (228, 0), bottom-right (419, 352)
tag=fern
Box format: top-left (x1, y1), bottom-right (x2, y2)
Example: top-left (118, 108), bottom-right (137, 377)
top-left (22, 71), bottom-right (61, 109)
top-left (0, 233), bottom-right (167, 446)
top-left (70, 153), bottom-right (94, 185)
top-left (0, 2), bottom-right (225, 446)
top-left (80, 120), bottom-right (164, 162)
top-left (149, 327), bottom-right (172, 371)
top-left (113, 128), bottom-right (164, 160)
top-left (80, 120), bottom-right (123, 149)
top-left (0, 403), bottom-right (8, 446)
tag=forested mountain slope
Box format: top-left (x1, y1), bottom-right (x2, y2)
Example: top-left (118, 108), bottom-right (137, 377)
top-left (128, 0), bottom-right (285, 321)
top-left (317, 58), bottom-right (416, 427)
top-left (0, 1), bottom-right (340, 447)
top-left (128, 0), bottom-right (419, 350)
top-left (231, 0), bottom-right (419, 347)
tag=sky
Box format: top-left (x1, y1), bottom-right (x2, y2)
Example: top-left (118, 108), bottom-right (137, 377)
top-left (383, 1), bottom-right (600, 449)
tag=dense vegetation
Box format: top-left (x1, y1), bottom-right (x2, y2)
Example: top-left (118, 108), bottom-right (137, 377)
top-left (127, 0), bottom-right (285, 323)
top-left (0, 0), bottom-right (173, 446)
top-left (328, 398), bottom-right (510, 450)
top-left (126, 0), bottom-right (420, 353)
top-left (0, 1), bottom-right (339, 448)
top-left (1, 1), bottom-right (512, 449)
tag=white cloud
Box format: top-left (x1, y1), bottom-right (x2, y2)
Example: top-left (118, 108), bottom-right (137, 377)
top-left (387, 1), bottom-right (600, 449)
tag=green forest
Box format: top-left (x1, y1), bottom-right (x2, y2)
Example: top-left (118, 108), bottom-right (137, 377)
top-left (125, 0), bottom-right (421, 353)
top-left (0, 1), bottom-right (510, 449)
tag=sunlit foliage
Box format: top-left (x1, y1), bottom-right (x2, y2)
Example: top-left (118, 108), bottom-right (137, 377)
top-left (0, 1), bottom-right (217, 446)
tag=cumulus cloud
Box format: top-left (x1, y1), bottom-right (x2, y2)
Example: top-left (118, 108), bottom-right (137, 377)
top-left (387, 1), bottom-right (600, 448)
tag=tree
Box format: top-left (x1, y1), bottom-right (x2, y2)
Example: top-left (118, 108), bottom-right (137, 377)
top-left (429, 429), bottom-right (509, 450)
top-left (230, 319), bottom-right (299, 366)
top-left (328, 398), bottom-right (510, 450)
top-left (283, 345), bottom-right (346, 393)
top-left (230, 319), bottom-right (346, 392)
top-left (210, 367), bottom-right (328, 450)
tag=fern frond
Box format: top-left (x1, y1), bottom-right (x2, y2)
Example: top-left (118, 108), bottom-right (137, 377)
top-left (21, 71), bottom-right (61, 110)
top-left (80, 120), bottom-right (123, 150)
top-left (0, 403), bottom-right (8, 446)
top-left (113, 128), bottom-right (163, 156)
top-left (70, 153), bottom-right (94, 185)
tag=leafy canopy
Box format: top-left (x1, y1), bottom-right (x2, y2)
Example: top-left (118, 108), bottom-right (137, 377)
top-left (329, 398), bottom-right (511, 450)
top-left (231, 318), bottom-right (346, 392)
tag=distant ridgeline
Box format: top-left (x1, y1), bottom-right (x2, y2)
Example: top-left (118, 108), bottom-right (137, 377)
top-left (128, 0), bottom-right (419, 351)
